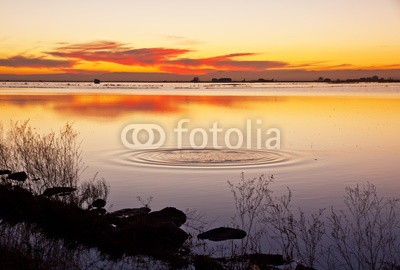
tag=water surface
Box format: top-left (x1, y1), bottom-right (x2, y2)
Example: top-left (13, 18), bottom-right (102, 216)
top-left (1, 82), bottom-right (400, 224)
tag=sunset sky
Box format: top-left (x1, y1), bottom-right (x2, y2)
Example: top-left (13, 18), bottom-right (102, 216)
top-left (1, 0), bottom-right (400, 80)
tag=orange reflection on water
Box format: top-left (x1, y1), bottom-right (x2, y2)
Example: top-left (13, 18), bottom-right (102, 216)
top-left (0, 94), bottom-right (286, 118)
top-left (1, 93), bottom-right (400, 153)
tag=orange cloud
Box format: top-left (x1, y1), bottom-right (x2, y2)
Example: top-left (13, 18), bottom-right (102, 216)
top-left (163, 53), bottom-right (288, 73)
top-left (159, 66), bottom-right (215, 75)
top-left (44, 41), bottom-right (289, 74)
top-left (48, 41), bottom-right (192, 67)
top-left (56, 41), bottom-right (126, 51)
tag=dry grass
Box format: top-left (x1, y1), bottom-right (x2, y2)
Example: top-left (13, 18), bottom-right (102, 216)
top-left (227, 174), bottom-right (400, 269)
top-left (0, 120), bottom-right (109, 208)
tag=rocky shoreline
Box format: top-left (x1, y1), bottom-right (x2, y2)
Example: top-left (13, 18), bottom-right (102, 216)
top-left (0, 169), bottom-right (314, 270)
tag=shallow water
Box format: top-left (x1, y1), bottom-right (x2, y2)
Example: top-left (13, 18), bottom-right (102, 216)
top-left (1, 82), bottom-right (400, 225)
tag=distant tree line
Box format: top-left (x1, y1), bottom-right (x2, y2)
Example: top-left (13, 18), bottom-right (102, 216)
top-left (191, 77), bottom-right (275, 83)
top-left (317, 75), bottom-right (400, 83)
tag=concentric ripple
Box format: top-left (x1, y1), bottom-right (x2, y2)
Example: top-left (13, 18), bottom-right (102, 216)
top-left (110, 148), bottom-right (302, 169)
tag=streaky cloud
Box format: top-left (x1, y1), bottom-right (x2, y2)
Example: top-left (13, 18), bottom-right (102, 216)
top-left (56, 41), bottom-right (128, 51)
top-left (48, 41), bottom-right (192, 66)
top-left (45, 40), bottom-right (288, 73)
top-left (0, 55), bottom-right (74, 68)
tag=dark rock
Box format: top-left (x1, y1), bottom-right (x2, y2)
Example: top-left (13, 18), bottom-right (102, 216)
top-left (198, 227), bottom-right (247, 241)
top-left (128, 219), bottom-right (189, 251)
top-left (92, 198), bottom-right (106, 208)
top-left (107, 207), bottom-right (188, 253)
top-left (296, 264), bottom-right (316, 270)
top-left (108, 207), bottom-right (150, 218)
top-left (194, 255), bottom-right (223, 270)
top-left (151, 221), bottom-right (189, 247)
top-left (0, 170), bottom-right (11, 175)
top-left (42, 187), bottom-right (76, 197)
top-left (94, 79), bottom-right (101, 84)
top-left (7, 171), bottom-right (28, 182)
top-left (147, 207), bottom-right (187, 227)
top-left (114, 208), bottom-right (189, 253)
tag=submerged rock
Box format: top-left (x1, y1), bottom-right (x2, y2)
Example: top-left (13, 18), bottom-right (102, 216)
top-left (147, 207), bottom-right (187, 227)
top-left (42, 187), bottom-right (76, 197)
top-left (198, 227), bottom-right (247, 241)
top-left (7, 171), bottom-right (28, 182)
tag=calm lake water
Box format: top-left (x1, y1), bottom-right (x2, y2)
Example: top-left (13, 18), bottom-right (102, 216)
top-left (1, 82), bottom-right (400, 225)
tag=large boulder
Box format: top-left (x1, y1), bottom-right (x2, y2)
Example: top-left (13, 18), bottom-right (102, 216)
top-left (198, 227), bottom-right (247, 241)
top-left (114, 207), bottom-right (189, 253)
top-left (108, 207), bottom-right (151, 218)
top-left (146, 207), bottom-right (186, 227)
